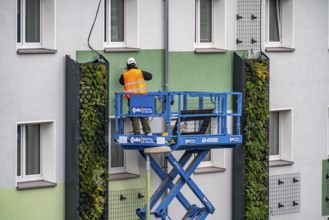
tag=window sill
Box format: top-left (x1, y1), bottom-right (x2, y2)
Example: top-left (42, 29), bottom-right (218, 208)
top-left (194, 48), bottom-right (227, 54)
top-left (194, 166), bottom-right (226, 174)
top-left (17, 48), bottom-right (57, 55)
top-left (269, 159), bottom-right (294, 168)
top-left (109, 172), bottom-right (140, 181)
top-left (104, 47), bottom-right (140, 53)
top-left (265, 47), bottom-right (295, 52)
top-left (16, 180), bottom-right (57, 190)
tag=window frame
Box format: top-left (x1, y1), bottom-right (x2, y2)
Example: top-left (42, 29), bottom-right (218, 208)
top-left (194, 0), bottom-right (226, 51)
top-left (16, 120), bottom-right (56, 184)
top-left (109, 117), bottom-right (140, 176)
top-left (17, 0), bottom-right (42, 49)
top-left (195, 0), bottom-right (214, 47)
top-left (269, 111), bottom-right (281, 160)
top-left (16, 0), bottom-right (56, 52)
top-left (198, 150), bottom-right (214, 168)
top-left (326, 106), bottom-right (329, 156)
top-left (109, 118), bottom-right (126, 174)
top-left (197, 115), bottom-right (227, 170)
top-left (104, 0), bottom-right (139, 49)
top-left (265, 0), bottom-right (294, 49)
top-left (105, 0), bottom-right (126, 47)
top-left (197, 149), bottom-right (226, 170)
top-left (266, 0), bottom-right (282, 47)
top-left (17, 123), bottom-right (43, 182)
top-left (269, 109), bottom-right (293, 163)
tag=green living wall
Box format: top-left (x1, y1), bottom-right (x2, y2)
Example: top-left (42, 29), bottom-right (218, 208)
top-left (233, 52), bottom-right (270, 220)
top-left (244, 58), bottom-right (269, 219)
top-left (79, 63), bottom-right (108, 219)
top-left (65, 56), bottom-right (109, 220)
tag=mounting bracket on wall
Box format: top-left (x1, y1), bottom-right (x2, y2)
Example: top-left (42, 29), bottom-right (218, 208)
top-left (236, 0), bottom-right (262, 51)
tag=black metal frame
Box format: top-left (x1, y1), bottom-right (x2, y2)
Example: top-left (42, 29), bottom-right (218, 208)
top-left (232, 52), bottom-right (269, 220)
top-left (65, 55), bottom-right (109, 220)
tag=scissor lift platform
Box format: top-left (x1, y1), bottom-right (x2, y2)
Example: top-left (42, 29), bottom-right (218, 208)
top-left (114, 91), bottom-right (242, 220)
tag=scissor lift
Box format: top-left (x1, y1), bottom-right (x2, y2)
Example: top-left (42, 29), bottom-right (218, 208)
top-left (114, 91), bottom-right (242, 220)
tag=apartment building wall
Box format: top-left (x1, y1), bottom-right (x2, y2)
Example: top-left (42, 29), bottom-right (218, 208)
top-left (0, 0), bottom-right (329, 219)
top-left (263, 1), bottom-right (329, 219)
top-left (0, 0), bottom-right (104, 219)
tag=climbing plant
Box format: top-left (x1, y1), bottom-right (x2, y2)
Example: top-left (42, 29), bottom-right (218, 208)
top-left (79, 63), bottom-right (108, 220)
top-left (243, 58), bottom-right (269, 220)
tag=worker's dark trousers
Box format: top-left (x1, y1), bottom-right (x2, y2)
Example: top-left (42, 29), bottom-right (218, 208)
top-left (132, 117), bottom-right (151, 134)
top-left (127, 98), bottom-right (151, 134)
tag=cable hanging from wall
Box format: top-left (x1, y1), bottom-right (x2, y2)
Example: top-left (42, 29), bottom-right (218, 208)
top-left (87, 0), bottom-right (105, 63)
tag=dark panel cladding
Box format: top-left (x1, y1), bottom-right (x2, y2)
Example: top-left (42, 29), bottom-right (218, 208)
top-left (65, 55), bottom-right (80, 220)
top-left (232, 52), bottom-right (247, 220)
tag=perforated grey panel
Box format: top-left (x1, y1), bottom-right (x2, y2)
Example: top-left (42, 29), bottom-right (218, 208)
top-left (108, 188), bottom-right (146, 220)
top-left (237, 0), bottom-right (262, 51)
top-left (269, 173), bottom-right (301, 216)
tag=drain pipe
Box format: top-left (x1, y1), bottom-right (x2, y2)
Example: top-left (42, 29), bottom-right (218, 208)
top-left (164, 0), bottom-right (169, 92)
top-left (146, 154), bottom-right (151, 220)
top-left (163, 0), bottom-right (169, 215)
top-left (163, 0), bottom-right (169, 170)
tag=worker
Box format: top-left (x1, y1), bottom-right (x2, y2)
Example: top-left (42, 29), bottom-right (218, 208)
top-left (119, 57), bottom-right (153, 135)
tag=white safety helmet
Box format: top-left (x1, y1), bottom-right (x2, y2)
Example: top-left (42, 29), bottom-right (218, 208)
top-left (127, 57), bottom-right (136, 66)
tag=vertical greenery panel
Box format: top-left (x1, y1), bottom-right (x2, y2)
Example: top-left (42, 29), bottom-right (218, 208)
top-left (243, 59), bottom-right (269, 220)
top-left (79, 63), bottom-right (108, 220)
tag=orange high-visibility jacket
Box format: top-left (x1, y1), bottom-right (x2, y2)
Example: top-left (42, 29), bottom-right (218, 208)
top-left (123, 68), bottom-right (148, 98)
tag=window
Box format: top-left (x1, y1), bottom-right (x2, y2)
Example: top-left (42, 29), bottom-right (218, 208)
top-left (195, 0), bottom-right (226, 50)
top-left (16, 121), bottom-right (56, 183)
top-left (197, 117), bottom-right (225, 171)
top-left (200, 151), bottom-right (212, 166)
top-left (265, 0), bottom-right (294, 49)
top-left (17, 0), bottom-right (41, 45)
top-left (197, 149), bottom-right (225, 170)
top-left (269, 109), bottom-right (293, 163)
top-left (326, 107), bottom-right (329, 155)
top-left (268, 0), bottom-right (281, 44)
top-left (109, 118), bottom-right (139, 175)
top-left (327, 1), bottom-right (329, 48)
top-left (173, 117), bottom-right (223, 170)
top-left (17, 0), bottom-right (56, 51)
top-left (269, 111), bottom-right (280, 159)
top-left (110, 119), bottom-right (125, 172)
top-left (17, 124), bottom-right (41, 179)
top-left (196, 0), bottom-right (212, 44)
top-left (104, 0), bottom-right (139, 49)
